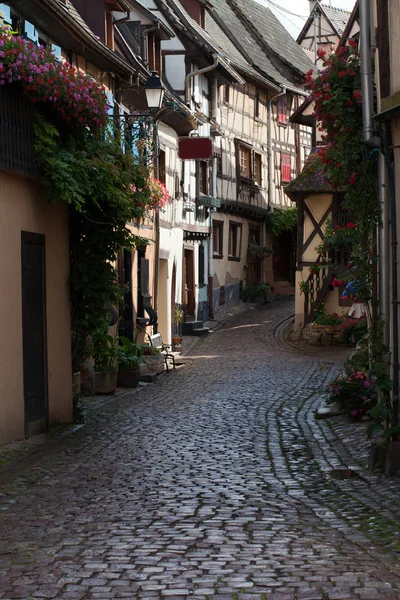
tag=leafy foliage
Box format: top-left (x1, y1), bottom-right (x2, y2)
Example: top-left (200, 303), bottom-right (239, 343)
top-left (267, 207), bottom-right (297, 236)
top-left (308, 46), bottom-right (395, 436)
top-left (33, 114), bottom-right (152, 371)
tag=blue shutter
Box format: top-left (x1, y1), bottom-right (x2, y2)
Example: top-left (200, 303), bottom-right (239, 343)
top-left (51, 44), bottom-right (62, 62)
top-left (0, 4), bottom-right (11, 25)
top-left (24, 20), bottom-right (38, 43)
top-left (106, 91), bottom-right (114, 116)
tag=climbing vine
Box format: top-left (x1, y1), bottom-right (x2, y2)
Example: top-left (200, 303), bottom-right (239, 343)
top-left (309, 46), bottom-right (394, 438)
top-left (33, 114), bottom-right (153, 372)
top-left (267, 206), bottom-right (297, 236)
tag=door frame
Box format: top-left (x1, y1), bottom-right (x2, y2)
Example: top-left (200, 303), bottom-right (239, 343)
top-left (21, 231), bottom-right (48, 438)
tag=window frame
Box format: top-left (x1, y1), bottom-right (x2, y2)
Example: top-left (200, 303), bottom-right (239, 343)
top-left (277, 96), bottom-right (288, 125)
top-left (281, 153), bottom-right (291, 183)
top-left (213, 220), bottom-right (224, 259)
top-left (239, 145), bottom-right (251, 179)
top-left (228, 221), bottom-right (243, 261)
top-left (254, 152), bottom-right (262, 185)
top-left (198, 160), bottom-right (209, 195)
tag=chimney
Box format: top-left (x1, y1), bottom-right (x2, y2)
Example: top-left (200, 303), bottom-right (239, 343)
top-left (308, 0), bottom-right (318, 14)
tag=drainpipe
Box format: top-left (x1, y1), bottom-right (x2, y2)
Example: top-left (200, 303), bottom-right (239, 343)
top-left (142, 26), bottom-right (157, 68)
top-left (360, 0), bottom-right (398, 423)
top-left (379, 153), bottom-right (390, 347)
top-left (360, 0), bottom-right (380, 149)
top-left (268, 87), bottom-right (286, 208)
top-left (208, 78), bottom-right (219, 319)
top-left (185, 54), bottom-right (219, 105)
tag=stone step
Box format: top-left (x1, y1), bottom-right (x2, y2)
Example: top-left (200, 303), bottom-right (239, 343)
top-left (182, 320), bottom-right (207, 335)
top-left (190, 327), bottom-right (210, 337)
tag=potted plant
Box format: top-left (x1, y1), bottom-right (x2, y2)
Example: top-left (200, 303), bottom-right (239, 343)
top-left (325, 370), bottom-right (377, 418)
top-left (172, 307), bottom-right (184, 348)
top-left (140, 344), bottom-right (164, 375)
top-left (116, 336), bottom-right (144, 388)
top-left (92, 323), bottom-right (119, 395)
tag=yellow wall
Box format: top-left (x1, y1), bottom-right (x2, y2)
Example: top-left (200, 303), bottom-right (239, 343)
top-left (0, 170), bottom-right (72, 444)
top-left (294, 193), bottom-right (346, 330)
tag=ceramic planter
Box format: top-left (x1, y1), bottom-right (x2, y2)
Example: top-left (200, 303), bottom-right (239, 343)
top-left (140, 354), bottom-right (164, 375)
top-left (95, 370), bottom-right (118, 395)
top-left (117, 368), bottom-right (140, 388)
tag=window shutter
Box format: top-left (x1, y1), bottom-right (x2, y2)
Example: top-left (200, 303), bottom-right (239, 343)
top-left (278, 97), bottom-right (287, 124)
top-left (0, 4), bottom-right (11, 25)
top-left (24, 21), bottom-right (38, 43)
top-left (281, 154), bottom-right (291, 183)
top-left (51, 44), bottom-right (62, 62)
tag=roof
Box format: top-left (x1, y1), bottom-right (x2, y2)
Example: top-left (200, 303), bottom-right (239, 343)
top-left (321, 3), bottom-right (352, 36)
top-left (297, 1), bottom-right (352, 45)
top-left (228, 0), bottom-right (313, 76)
top-left (284, 151), bottom-right (343, 201)
top-left (157, 0), bottom-right (245, 83)
top-left (18, 0), bottom-right (137, 75)
top-left (208, 0), bottom-right (311, 91)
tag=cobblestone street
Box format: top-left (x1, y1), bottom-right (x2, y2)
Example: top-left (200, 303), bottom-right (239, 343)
top-left (1, 299), bottom-right (400, 600)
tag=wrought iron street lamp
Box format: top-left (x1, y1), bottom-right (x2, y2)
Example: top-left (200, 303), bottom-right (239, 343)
top-left (144, 71), bottom-right (165, 110)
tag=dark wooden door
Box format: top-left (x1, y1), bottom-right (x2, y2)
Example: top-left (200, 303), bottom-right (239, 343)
top-left (21, 232), bottom-right (48, 438)
top-left (183, 248), bottom-right (195, 316)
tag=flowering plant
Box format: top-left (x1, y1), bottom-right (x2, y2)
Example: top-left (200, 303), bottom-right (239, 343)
top-left (314, 311), bottom-right (343, 326)
top-left (0, 23), bottom-right (108, 129)
top-left (147, 178), bottom-right (171, 211)
top-left (325, 369), bottom-right (377, 417)
top-left (337, 315), bottom-right (367, 344)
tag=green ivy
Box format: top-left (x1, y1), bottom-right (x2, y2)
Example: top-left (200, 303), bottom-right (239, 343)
top-left (267, 207), bottom-right (297, 236)
top-left (33, 113), bottom-right (151, 372)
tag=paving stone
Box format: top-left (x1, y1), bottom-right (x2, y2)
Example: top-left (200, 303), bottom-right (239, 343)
top-left (0, 300), bottom-right (400, 599)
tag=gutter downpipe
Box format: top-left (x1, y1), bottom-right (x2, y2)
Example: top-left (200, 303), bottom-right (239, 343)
top-left (141, 26), bottom-right (157, 68)
top-left (268, 87), bottom-right (286, 209)
top-left (360, 0), bottom-right (398, 424)
top-left (185, 54), bottom-right (219, 105)
top-left (208, 79), bottom-right (219, 319)
top-left (184, 57), bottom-right (219, 319)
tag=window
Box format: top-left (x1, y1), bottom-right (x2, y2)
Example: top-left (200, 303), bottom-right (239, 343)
top-left (224, 85), bottom-right (230, 104)
top-left (199, 161), bottom-right (208, 194)
top-left (217, 154), bottom-right (223, 176)
top-left (240, 146), bottom-right (251, 178)
top-left (228, 222), bottom-right (242, 260)
top-left (277, 96), bottom-right (288, 125)
top-left (213, 221), bottom-right (224, 258)
top-left (281, 153), bottom-right (291, 183)
top-left (254, 153), bottom-right (262, 185)
top-left (255, 90), bottom-right (260, 119)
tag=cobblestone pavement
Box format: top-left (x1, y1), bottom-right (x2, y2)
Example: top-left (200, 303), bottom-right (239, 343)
top-left (1, 299), bottom-right (400, 600)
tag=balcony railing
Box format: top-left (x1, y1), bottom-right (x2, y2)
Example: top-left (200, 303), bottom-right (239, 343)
top-left (0, 85), bottom-right (39, 178)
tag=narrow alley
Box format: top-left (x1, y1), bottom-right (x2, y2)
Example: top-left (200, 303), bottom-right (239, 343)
top-left (1, 300), bottom-right (400, 600)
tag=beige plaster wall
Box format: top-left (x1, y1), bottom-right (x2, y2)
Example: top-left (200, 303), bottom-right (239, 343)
top-left (0, 170), bottom-right (72, 444)
top-left (294, 193), bottom-right (346, 330)
top-left (212, 214), bottom-right (261, 291)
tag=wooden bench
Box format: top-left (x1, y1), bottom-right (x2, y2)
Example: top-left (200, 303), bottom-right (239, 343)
top-left (149, 333), bottom-right (176, 373)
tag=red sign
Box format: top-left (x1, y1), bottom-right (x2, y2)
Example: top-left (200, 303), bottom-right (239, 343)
top-left (178, 137), bottom-right (213, 160)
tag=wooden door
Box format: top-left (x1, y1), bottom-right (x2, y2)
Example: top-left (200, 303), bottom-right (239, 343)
top-left (21, 232), bottom-right (48, 438)
top-left (183, 248), bottom-right (195, 316)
